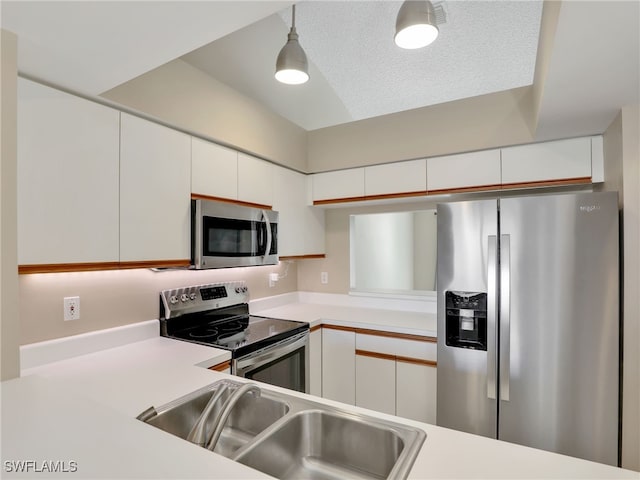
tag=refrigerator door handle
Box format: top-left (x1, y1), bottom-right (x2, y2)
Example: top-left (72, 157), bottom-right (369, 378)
top-left (500, 234), bottom-right (511, 402)
top-left (487, 235), bottom-right (498, 400)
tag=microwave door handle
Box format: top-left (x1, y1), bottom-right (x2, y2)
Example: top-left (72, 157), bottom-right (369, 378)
top-left (262, 210), bottom-right (272, 257)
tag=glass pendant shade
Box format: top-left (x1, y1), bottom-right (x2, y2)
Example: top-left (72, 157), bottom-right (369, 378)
top-left (395, 0), bottom-right (439, 49)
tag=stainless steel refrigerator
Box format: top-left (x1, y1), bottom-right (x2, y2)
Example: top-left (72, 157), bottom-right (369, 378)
top-left (436, 191), bottom-right (619, 466)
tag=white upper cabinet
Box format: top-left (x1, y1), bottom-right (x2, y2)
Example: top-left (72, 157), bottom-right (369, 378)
top-left (364, 159), bottom-right (427, 196)
top-left (238, 153), bottom-right (273, 207)
top-left (120, 113), bottom-right (191, 262)
top-left (191, 137), bottom-right (238, 200)
top-left (273, 166), bottom-right (325, 257)
top-left (312, 168), bottom-right (365, 202)
top-left (17, 78), bottom-right (120, 265)
top-left (427, 149), bottom-right (501, 193)
top-left (501, 137), bottom-right (592, 185)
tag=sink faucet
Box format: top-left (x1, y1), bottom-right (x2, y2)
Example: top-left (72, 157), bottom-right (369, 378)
top-left (186, 384), bottom-right (229, 446)
top-left (206, 383), bottom-right (261, 452)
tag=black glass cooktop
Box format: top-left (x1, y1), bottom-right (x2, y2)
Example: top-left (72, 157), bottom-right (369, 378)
top-left (162, 306), bottom-right (308, 357)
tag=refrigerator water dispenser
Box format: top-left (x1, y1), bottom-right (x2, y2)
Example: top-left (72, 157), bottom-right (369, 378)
top-left (445, 291), bottom-right (487, 350)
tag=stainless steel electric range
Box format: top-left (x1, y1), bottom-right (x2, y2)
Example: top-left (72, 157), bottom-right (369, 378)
top-left (159, 281), bottom-right (309, 393)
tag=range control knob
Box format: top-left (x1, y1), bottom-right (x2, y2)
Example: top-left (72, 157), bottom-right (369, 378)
top-left (180, 294), bottom-right (188, 302)
top-left (189, 293), bottom-right (197, 301)
top-left (169, 295), bottom-right (178, 305)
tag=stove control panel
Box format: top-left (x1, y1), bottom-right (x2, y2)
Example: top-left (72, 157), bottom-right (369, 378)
top-left (160, 281), bottom-right (249, 319)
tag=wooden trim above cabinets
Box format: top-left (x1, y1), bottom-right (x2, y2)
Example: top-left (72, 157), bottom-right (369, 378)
top-left (500, 176), bottom-right (592, 191)
top-left (279, 254), bottom-right (326, 261)
top-left (191, 193), bottom-right (272, 210)
top-left (313, 190), bottom-right (428, 206)
top-left (209, 360), bottom-right (232, 372)
top-left (314, 177), bottom-right (592, 206)
top-left (18, 259), bottom-right (191, 274)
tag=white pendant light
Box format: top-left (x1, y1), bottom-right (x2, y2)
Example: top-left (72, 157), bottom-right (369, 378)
top-left (275, 5), bottom-right (309, 85)
top-left (394, 0), bottom-right (439, 49)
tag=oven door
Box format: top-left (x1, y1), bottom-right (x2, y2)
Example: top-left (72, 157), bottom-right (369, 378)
top-left (233, 331), bottom-right (309, 393)
top-left (192, 199), bottom-right (278, 269)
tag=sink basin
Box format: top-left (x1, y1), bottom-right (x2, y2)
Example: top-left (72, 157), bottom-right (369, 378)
top-left (233, 409), bottom-right (423, 480)
top-left (138, 380), bottom-right (425, 479)
top-left (143, 381), bottom-right (290, 456)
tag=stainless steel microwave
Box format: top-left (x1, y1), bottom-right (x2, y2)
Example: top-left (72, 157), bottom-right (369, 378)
top-left (191, 199), bottom-right (278, 269)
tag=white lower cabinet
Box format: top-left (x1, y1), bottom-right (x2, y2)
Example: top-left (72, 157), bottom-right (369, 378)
top-left (309, 328), bottom-right (322, 397)
top-left (396, 360), bottom-right (437, 424)
top-left (321, 327), bottom-right (355, 405)
top-left (355, 353), bottom-right (396, 415)
top-left (318, 327), bottom-right (437, 423)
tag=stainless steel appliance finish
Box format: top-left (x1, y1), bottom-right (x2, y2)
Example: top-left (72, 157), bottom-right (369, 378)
top-left (139, 379), bottom-right (426, 480)
top-left (160, 282), bottom-right (309, 393)
top-left (437, 191), bottom-right (620, 466)
top-left (192, 199), bottom-right (278, 269)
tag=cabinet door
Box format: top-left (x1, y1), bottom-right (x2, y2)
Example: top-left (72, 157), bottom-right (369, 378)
top-left (501, 137), bottom-right (592, 185)
top-left (273, 166), bottom-right (306, 257)
top-left (17, 78), bottom-right (120, 265)
top-left (311, 168), bottom-right (365, 202)
top-left (321, 328), bottom-right (355, 404)
top-left (309, 328), bottom-right (322, 397)
top-left (120, 113), bottom-right (191, 262)
top-left (238, 153), bottom-right (273, 207)
top-left (427, 149), bottom-right (501, 193)
top-left (355, 353), bottom-right (396, 415)
top-left (396, 361), bottom-right (437, 424)
top-left (191, 137), bottom-right (238, 200)
top-left (364, 159), bottom-right (427, 197)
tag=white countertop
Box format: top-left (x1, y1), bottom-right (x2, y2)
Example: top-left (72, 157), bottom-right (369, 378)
top-left (251, 294), bottom-right (437, 337)
top-left (3, 300), bottom-right (638, 479)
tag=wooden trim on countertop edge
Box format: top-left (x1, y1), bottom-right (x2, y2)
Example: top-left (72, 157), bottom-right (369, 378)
top-left (279, 254), bottom-right (326, 261)
top-left (310, 324), bottom-right (322, 333)
top-left (356, 349), bottom-right (437, 367)
top-left (209, 360), bottom-right (232, 372)
top-left (191, 193), bottom-right (272, 210)
top-left (18, 259), bottom-right (191, 274)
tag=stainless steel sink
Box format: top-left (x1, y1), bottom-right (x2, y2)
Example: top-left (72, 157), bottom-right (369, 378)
top-left (138, 380), bottom-right (425, 479)
top-left (141, 380), bottom-right (290, 457)
top-left (233, 409), bottom-right (418, 480)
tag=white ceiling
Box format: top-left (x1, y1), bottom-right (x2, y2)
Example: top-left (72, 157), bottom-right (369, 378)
top-left (182, 1), bottom-right (544, 130)
top-left (2, 1), bottom-right (639, 138)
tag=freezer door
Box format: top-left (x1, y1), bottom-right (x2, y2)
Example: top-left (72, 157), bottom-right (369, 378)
top-left (437, 199), bottom-right (498, 438)
top-left (498, 192), bottom-right (619, 466)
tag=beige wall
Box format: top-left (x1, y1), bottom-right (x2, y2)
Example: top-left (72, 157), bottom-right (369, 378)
top-left (101, 59), bottom-right (307, 172)
top-left (620, 104), bottom-right (640, 471)
top-left (1, 29), bottom-right (20, 380)
top-left (298, 200), bottom-right (441, 294)
top-left (306, 87), bottom-right (536, 173)
top-left (20, 261), bottom-right (298, 346)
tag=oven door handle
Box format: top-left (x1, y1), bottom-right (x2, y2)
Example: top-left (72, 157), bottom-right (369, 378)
top-left (235, 331), bottom-right (308, 374)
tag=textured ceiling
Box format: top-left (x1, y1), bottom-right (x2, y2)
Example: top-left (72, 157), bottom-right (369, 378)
top-left (182, 1), bottom-right (543, 131)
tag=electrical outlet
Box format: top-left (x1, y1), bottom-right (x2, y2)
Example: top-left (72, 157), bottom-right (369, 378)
top-left (269, 272), bottom-right (279, 287)
top-left (64, 296), bottom-right (80, 321)
top-left (321, 272), bottom-right (329, 285)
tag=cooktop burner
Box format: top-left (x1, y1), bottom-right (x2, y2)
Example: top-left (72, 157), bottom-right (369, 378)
top-left (159, 281), bottom-right (309, 357)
